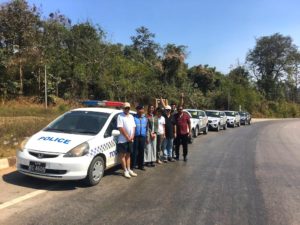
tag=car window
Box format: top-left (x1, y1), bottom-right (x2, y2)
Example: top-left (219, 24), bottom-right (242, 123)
top-left (44, 111), bottom-right (109, 135)
top-left (199, 111), bottom-right (205, 117)
top-left (225, 111), bottom-right (235, 116)
top-left (187, 110), bottom-right (198, 118)
top-left (206, 111), bottom-right (220, 117)
top-left (104, 114), bottom-right (118, 138)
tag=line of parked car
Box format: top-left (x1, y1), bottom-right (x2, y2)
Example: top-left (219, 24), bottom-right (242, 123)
top-left (16, 100), bottom-right (252, 186)
top-left (184, 109), bottom-right (252, 143)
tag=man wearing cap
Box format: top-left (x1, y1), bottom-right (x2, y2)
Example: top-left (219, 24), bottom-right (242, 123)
top-left (117, 102), bottom-right (138, 178)
top-left (132, 104), bottom-right (148, 170)
top-left (162, 105), bottom-right (176, 162)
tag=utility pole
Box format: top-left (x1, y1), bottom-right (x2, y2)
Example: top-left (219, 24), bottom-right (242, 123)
top-left (44, 65), bottom-right (47, 109)
top-left (227, 91), bottom-right (230, 110)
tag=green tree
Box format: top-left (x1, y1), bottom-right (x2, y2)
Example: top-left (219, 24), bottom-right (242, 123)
top-left (0, 0), bottom-right (41, 95)
top-left (247, 33), bottom-right (299, 101)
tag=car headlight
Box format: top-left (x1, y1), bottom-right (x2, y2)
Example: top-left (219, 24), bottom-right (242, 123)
top-left (64, 142), bottom-right (89, 157)
top-left (17, 137), bottom-right (29, 152)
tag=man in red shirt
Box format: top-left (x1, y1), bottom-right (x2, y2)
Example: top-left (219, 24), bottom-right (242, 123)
top-left (173, 105), bottom-right (191, 161)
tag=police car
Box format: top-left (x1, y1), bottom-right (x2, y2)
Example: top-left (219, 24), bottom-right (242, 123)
top-left (17, 101), bottom-right (128, 186)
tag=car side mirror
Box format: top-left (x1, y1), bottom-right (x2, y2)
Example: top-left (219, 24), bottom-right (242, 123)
top-left (112, 130), bottom-right (120, 137)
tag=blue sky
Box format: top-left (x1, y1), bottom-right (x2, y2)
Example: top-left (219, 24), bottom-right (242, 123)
top-left (4, 0), bottom-right (300, 73)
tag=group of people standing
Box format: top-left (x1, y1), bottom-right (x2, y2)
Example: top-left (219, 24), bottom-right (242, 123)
top-left (116, 95), bottom-right (192, 179)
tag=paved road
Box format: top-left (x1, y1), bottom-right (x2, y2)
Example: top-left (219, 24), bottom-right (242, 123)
top-left (1, 119), bottom-right (300, 225)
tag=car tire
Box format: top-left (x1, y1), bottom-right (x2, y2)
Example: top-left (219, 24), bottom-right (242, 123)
top-left (84, 156), bottom-right (105, 186)
top-left (203, 125), bottom-right (208, 135)
top-left (193, 128), bottom-right (197, 138)
top-left (216, 124), bottom-right (220, 132)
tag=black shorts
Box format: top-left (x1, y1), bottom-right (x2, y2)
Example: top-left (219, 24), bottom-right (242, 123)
top-left (117, 142), bottom-right (133, 154)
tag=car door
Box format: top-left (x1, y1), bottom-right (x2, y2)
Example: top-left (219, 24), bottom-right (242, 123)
top-left (197, 110), bottom-right (203, 129)
top-left (200, 111), bottom-right (208, 128)
top-left (103, 114), bottom-right (119, 167)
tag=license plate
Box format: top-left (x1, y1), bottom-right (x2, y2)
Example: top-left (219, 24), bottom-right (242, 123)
top-left (29, 161), bottom-right (46, 173)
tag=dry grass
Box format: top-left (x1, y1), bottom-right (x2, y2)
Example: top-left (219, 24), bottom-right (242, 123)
top-left (0, 97), bottom-right (78, 158)
top-left (0, 116), bottom-right (57, 158)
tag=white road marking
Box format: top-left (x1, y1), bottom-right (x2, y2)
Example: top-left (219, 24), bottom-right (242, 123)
top-left (0, 190), bottom-right (46, 210)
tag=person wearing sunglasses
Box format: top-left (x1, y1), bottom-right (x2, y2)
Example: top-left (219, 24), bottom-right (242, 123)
top-left (117, 102), bottom-right (138, 178)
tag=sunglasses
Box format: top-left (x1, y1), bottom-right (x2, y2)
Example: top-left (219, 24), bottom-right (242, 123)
top-left (124, 107), bottom-right (130, 110)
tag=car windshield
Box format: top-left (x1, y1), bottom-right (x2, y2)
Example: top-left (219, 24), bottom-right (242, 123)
top-left (187, 110), bottom-right (198, 118)
top-left (44, 111), bottom-right (110, 135)
top-left (205, 111), bottom-right (220, 117)
top-left (239, 112), bottom-right (246, 116)
top-left (225, 111), bottom-right (235, 116)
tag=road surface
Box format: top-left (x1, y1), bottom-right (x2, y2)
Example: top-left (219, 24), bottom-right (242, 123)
top-left (0, 119), bottom-right (300, 225)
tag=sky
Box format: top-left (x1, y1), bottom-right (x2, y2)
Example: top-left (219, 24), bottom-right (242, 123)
top-left (3, 0), bottom-right (300, 73)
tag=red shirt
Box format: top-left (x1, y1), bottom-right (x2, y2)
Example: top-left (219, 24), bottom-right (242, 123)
top-left (174, 112), bottom-right (190, 135)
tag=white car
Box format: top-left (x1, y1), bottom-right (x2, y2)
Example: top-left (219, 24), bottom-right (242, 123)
top-left (185, 109), bottom-right (208, 136)
top-left (224, 111), bottom-right (240, 127)
top-left (205, 110), bottom-right (227, 131)
top-left (17, 107), bottom-right (127, 186)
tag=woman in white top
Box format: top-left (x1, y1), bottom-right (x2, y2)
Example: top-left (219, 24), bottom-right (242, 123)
top-left (156, 108), bottom-right (165, 164)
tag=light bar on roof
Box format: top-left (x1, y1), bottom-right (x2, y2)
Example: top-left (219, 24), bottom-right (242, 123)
top-left (82, 100), bottom-right (124, 107)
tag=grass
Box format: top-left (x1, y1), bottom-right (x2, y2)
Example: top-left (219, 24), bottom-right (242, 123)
top-left (0, 98), bottom-right (78, 158)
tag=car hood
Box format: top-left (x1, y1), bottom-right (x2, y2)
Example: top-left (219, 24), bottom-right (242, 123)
top-left (207, 117), bottom-right (220, 122)
top-left (25, 131), bottom-right (94, 153)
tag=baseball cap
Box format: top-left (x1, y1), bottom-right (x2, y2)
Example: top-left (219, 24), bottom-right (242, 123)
top-left (123, 102), bottom-right (131, 108)
top-left (136, 104), bottom-right (144, 110)
top-left (165, 105), bottom-right (171, 110)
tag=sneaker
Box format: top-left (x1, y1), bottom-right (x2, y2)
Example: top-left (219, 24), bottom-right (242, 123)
top-left (124, 171), bottom-right (131, 179)
top-left (150, 162), bottom-right (156, 167)
top-left (163, 159), bottom-right (168, 163)
top-left (128, 169), bottom-right (137, 177)
top-left (169, 158), bottom-right (175, 162)
top-left (157, 160), bottom-right (162, 164)
top-left (183, 157), bottom-right (188, 162)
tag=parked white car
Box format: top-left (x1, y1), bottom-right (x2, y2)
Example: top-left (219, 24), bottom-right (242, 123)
top-left (224, 111), bottom-right (241, 127)
top-left (185, 109), bottom-right (208, 136)
top-left (17, 107), bottom-right (128, 186)
top-left (205, 110), bottom-right (227, 131)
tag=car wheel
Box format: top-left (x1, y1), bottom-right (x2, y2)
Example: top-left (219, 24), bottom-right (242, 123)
top-left (193, 128), bottom-right (197, 138)
top-left (203, 125), bottom-right (208, 135)
top-left (216, 124), bottom-right (220, 132)
top-left (85, 156), bottom-right (105, 186)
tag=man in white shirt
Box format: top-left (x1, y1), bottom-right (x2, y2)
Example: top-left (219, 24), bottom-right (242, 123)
top-left (117, 102), bottom-right (138, 179)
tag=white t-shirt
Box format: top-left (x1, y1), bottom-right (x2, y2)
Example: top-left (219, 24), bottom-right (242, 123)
top-left (157, 116), bottom-right (165, 135)
top-left (117, 112), bottom-right (136, 143)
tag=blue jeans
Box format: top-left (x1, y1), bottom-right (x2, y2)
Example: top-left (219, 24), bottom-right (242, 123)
top-left (163, 138), bottom-right (174, 160)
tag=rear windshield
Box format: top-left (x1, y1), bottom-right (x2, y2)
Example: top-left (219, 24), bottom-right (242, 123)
top-left (44, 111), bottom-right (110, 135)
top-left (205, 111), bottom-right (220, 117)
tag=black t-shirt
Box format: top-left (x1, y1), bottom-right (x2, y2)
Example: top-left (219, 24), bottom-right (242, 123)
top-left (163, 113), bottom-right (175, 138)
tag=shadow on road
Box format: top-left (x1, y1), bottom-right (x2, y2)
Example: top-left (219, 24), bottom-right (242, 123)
top-left (2, 165), bottom-right (122, 191)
